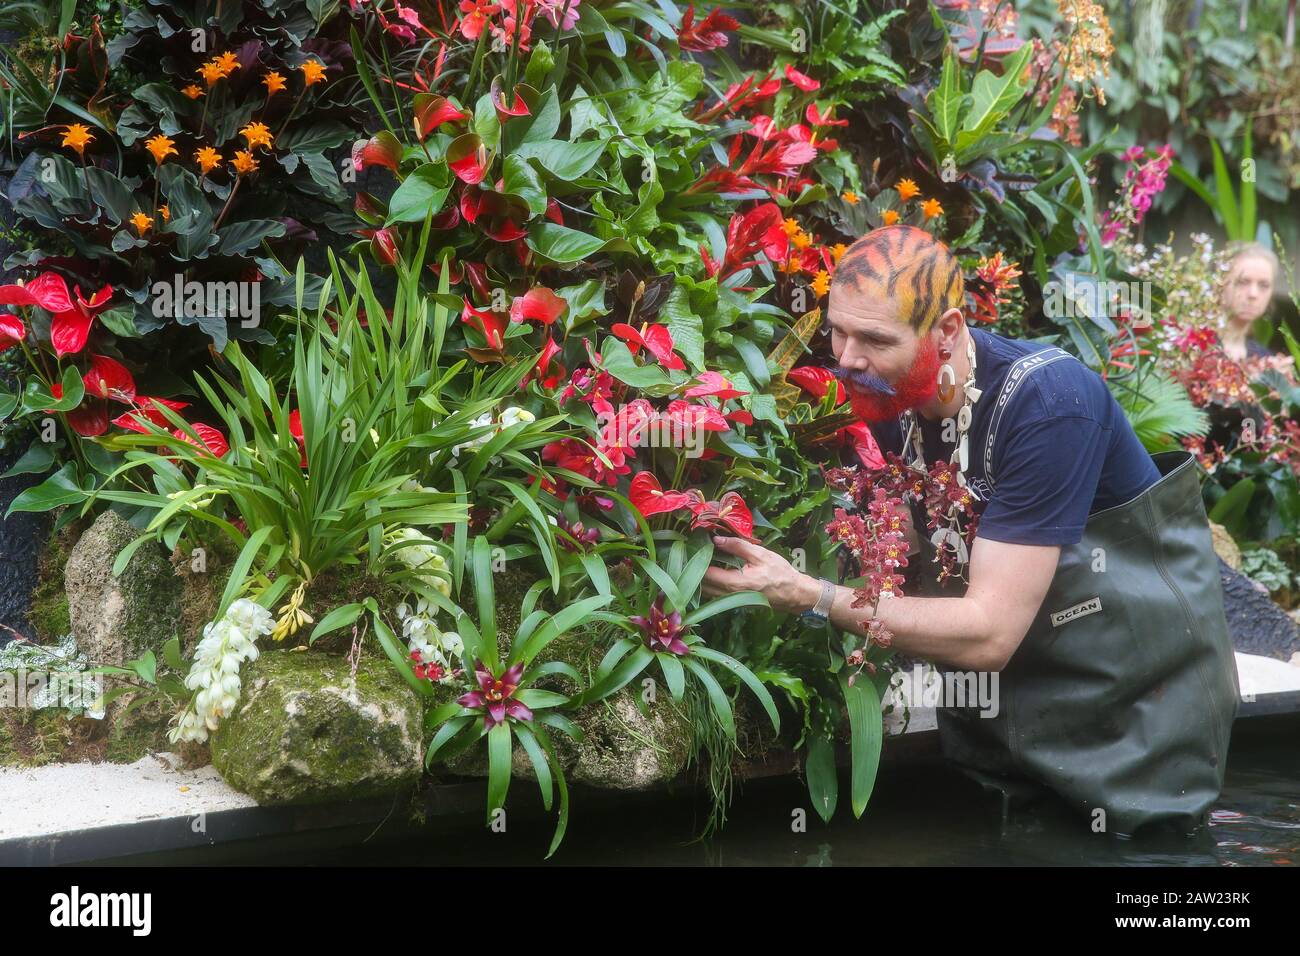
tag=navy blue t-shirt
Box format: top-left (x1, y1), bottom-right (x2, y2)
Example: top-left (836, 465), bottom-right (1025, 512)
top-left (867, 329), bottom-right (1161, 546)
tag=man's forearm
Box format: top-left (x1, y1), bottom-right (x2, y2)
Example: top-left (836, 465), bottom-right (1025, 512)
top-left (797, 576), bottom-right (1003, 671)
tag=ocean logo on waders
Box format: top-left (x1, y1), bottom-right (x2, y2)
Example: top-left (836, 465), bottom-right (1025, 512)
top-left (1050, 596), bottom-right (1103, 628)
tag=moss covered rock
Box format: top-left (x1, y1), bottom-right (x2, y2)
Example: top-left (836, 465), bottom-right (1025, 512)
top-left (210, 650), bottom-right (423, 805)
top-left (64, 510), bottom-right (182, 668)
top-left (567, 689), bottom-right (692, 790)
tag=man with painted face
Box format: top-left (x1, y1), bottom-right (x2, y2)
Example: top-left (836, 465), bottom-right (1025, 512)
top-left (703, 225), bottom-right (1239, 836)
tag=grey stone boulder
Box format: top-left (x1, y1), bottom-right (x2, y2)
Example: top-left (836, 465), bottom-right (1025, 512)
top-left (211, 650), bottom-right (424, 805)
top-left (567, 689), bottom-right (692, 790)
top-left (63, 510), bottom-right (182, 668)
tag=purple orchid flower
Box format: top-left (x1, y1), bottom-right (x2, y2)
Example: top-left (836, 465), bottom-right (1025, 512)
top-left (630, 595), bottom-right (690, 656)
top-left (457, 661), bottom-right (533, 729)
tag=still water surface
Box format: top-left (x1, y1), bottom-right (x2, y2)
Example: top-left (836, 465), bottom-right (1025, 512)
top-left (122, 719), bottom-right (1299, 866)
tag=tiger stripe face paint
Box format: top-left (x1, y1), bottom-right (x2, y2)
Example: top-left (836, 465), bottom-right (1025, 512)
top-left (831, 225), bottom-right (964, 335)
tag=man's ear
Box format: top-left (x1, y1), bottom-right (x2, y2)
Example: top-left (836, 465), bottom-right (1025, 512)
top-left (935, 306), bottom-right (966, 351)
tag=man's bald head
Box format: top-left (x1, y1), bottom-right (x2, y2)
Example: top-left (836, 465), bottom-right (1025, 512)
top-left (831, 225), bottom-right (964, 335)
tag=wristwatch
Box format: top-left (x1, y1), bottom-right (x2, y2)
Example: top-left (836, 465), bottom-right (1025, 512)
top-left (798, 578), bottom-right (837, 625)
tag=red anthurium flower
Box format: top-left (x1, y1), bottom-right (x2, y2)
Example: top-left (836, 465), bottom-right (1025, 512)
top-left (288, 408), bottom-right (308, 468)
top-left (725, 409), bottom-right (754, 426)
top-left (448, 133), bottom-right (489, 184)
top-left (544, 198), bottom-right (564, 225)
top-left (630, 595), bottom-right (690, 655)
top-left (805, 102), bottom-right (849, 128)
top-left (485, 217), bottom-right (529, 242)
top-left (520, 336), bottom-right (565, 389)
top-left (0, 314), bottom-right (27, 352)
top-left (75, 283), bottom-right (112, 313)
top-left (111, 396), bottom-right (190, 433)
top-left (788, 365), bottom-right (845, 404)
top-left (351, 131), bottom-right (403, 173)
top-left (460, 186), bottom-right (486, 224)
top-left (171, 422), bottom-right (229, 458)
top-left (67, 403), bottom-right (110, 437)
top-left (355, 191), bottom-right (387, 225)
top-left (843, 422), bottom-right (885, 470)
top-left (0, 272), bottom-right (74, 313)
top-left (83, 354), bottom-right (136, 403)
top-left (666, 399), bottom-right (730, 433)
top-left (50, 310), bottom-right (95, 358)
top-left (457, 661), bottom-right (532, 729)
top-left (684, 370), bottom-right (747, 401)
top-left (676, 4), bottom-right (740, 52)
top-left (489, 78), bottom-right (530, 124)
top-left (748, 114), bottom-right (778, 141)
top-left (461, 298), bottom-right (508, 350)
top-left (463, 261), bottom-right (492, 301)
top-left (688, 491), bottom-right (755, 539)
top-left (413, 93), bottom-right (468, 140)
top-left (628, 471), bottom-right (704, 518)
top-left (784, 64), bottom-right (820, 92)
top-left (509, 287), bottom-right (567, 326)
top-left (610, 321), bottom-right (685, 371)
top-left (367, 227), bottom-right (399, 266)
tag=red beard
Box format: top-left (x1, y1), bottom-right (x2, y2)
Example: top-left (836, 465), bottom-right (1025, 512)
top-left (845, 336), bottom-right (944, 423)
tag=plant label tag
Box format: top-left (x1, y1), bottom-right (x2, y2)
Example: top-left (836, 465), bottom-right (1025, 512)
top-left (1050, 596), bottom-right (1103, 628)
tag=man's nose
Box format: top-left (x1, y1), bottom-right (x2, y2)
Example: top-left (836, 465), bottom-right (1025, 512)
top-left (837, 339), bottom-right (871, 371)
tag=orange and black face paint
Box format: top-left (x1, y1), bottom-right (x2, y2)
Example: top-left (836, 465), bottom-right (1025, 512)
top-left (832, 225), bottom-right (964, 335)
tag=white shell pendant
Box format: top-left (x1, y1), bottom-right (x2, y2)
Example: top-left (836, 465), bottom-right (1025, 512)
top-left (958, 434), bottom-right (969, 472)
top-left (930, 527), bottom-right (970, 564)
top-left (966, 386), bottom-right (982, 404)
top-left (956, 404), bottom-right (972, 431)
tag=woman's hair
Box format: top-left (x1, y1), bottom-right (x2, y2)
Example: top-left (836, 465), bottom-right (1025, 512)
top-left (1225, 241), bottom-right (1280, 281)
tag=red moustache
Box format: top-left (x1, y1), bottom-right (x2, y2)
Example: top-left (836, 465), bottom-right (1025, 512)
top-left (845, 336), bottom-right (943, 423)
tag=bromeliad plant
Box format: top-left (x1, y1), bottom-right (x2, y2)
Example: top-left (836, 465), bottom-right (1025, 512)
top-left (420, 536), bottom-right (613, 858)
top-left (572, 536), bottom-right (778, 745)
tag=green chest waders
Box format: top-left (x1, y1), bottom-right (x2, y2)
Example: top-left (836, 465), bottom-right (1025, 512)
top-left (904, 371), bottom-right (1240, 834)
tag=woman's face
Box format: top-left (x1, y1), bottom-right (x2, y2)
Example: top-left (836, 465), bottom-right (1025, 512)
top-left (1224, 255), bottom-right (1275, 326)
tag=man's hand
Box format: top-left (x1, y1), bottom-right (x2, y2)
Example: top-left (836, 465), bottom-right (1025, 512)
top-left (701, 535), bottom-right (820, 614)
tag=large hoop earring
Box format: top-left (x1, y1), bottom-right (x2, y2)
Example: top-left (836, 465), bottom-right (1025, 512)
top-left (936, 363), bottom-right (957, 403)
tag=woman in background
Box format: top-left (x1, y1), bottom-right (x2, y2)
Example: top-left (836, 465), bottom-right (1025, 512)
top-left (1220, 242), bottom-right (1280, 362)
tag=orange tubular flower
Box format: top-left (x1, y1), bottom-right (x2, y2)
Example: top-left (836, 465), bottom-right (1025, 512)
top-left (239, 121), bottom-right (274, 151)
top-left (131, 212), bottom-right (153, 235)
top-left (262, 71), bottom-right (286, 96)
top-left (160, 204), bottom-right (170, 222)
top-left (60, 123), bottom-right (94, 158)
top-left (145, 134), bottom-right (177, 165)
top-left (811, 270), bottom-right (832, 297)
top-left (791, 230), bottom-right (813, 251)
top-left (231, 150), bottom-right (260, 175)
top-left (881, 209), bottom-right (900, 226)
top-left (194, 146), bottom-right (221, 175)
top-left (182, 84), bottom-right (204, 99)
top-left (921, 198), bottom-right (944, 220)
top-left (198, 61), bottom-right (225, 87)
top-left (896, 178), bottom-right (919, 201)
top-left (830, 243), bottom-right (848, 263)
top-left (841, 190), bottom-right (860, 205)
top-left (212, 51), bottom-right (240, 76)
top-left (300, 59), bottom-right (327, 86)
